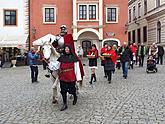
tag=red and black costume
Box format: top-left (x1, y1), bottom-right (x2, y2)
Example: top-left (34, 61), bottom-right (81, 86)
top-left (87, 44), bottom-right (98, 84)
top-left (88, 48), bottom-right (98, 67)
top-left (57, 45), bottom-right (80, 111)
top-left (53, 34), bottom-right (84, 79)
top-left (102, 48), bottom-right (117, 83)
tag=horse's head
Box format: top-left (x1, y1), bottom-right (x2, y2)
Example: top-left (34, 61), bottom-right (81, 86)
top-left (41, 39), bottom-right (53, 60)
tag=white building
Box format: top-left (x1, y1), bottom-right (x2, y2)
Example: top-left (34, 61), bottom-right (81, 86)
top-left (0, 0), bottom-right (29, 65)
top-left (128, 0), bottom-right (165, 46)
top-left (146, 0), bottom-right (165, 45)
top-left (128, 0), bottom-right (148, 45)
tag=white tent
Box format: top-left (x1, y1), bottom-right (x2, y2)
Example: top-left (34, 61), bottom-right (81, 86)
top-left (33, 34), bottom-right (56, 46)
top-left (0, 35), bottom-right (28, 48)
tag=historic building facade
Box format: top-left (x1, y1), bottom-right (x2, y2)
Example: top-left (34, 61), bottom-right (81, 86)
top-left (128, 0), bottom-right (148, 44)
top-left (30, 0), bottom-right (128, 56)
top-left (0, 0), bottom-right (29, 64)
top-left (128, 0), bottom-right (165, 46)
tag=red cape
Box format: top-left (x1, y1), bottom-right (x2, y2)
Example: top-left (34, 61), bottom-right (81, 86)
top-left (62, 34), bottom-right (85, 77)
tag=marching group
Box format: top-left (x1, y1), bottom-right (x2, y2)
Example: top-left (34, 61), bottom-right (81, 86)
top-left (86, 42), bottom-right (164, 84)
top-left (27, 25), bottom-right (164, 111)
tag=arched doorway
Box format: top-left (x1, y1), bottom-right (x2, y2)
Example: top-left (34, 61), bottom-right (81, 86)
top-left (82, 40), bottom-right (91, 57)
top-left (77, 30), bottom-right (99, 57)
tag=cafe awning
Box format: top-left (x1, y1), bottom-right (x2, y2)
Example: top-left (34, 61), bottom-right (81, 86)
top-left (0, 34), bottom-right (28, 48)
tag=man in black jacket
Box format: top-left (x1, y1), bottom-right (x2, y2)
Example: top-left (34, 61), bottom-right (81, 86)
top-left (119, 42), bottom-right (132, 79)
top-left (157, 45), bottom-right (164, 65)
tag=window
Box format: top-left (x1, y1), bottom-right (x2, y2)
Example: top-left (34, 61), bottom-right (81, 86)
top-left (143, 26), bottom-right (147, 43)
top-left (137, 28), bottom-right (141, 43)
top-left (129, 9), bottom-right (131, 23)
top-left (128, 32), bottom-right (131, 42)
top-left (4, 10), bottom-right (17, 26)
top-left (157, 21), bottom-right (161, 43)
top-left (107, 8), bottom-right (116, 21)
top-left (106, 7), bottom-right (118, 23)
top-left (79, 5), bottom-right (87, 19)
top-left (138, 3), bottom-right (141, 18)
top-left (133, 6), bottom-right (136, 20)
top-left (43, 7), bottom-right (56, 24)
top-left (78, 4), bottom-right (97, 20)
top-left (144, 0), bottom-right (147, 15)
top-left (89, 5), bottom-right (96, 19)
top-left (156, 0), bottom-right (160, 7)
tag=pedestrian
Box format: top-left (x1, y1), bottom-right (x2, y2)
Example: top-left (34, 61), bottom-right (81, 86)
top-left (87, 44), bottom-right (98, 84)
top-left (137, 43), bottom-right (146, 67)
top-left (57, 45), bottom-right (82, 111)
top-left (100, 43), bottom-right (108, 78)
top-left (119, 42), bottom-right (132, 79)
top-left (129, 43), bottom-right (134, 69)
top-left (149, 43), bottom-right (158, 58)
top-left (102, 44), bottom-right (116, 83)
top-left (115, 46), bottom-right (121, 69)
top-left (0, 55), bottom-right (2, 68)
top-left (27, 47), bottom-right (39, 83)
top-left (157, 45), bottom-right (164, 65)
top-left (77, 45), bottom-right (83, 59)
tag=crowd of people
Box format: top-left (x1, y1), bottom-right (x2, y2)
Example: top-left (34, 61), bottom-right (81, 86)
top-left (27, 26), bottom-right (164, 111)
top-left (87, 42), bottom-right (164, 83)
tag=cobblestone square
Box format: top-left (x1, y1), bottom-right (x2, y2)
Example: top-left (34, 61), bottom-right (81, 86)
top-left (0, 60), bottom-right (165, 124)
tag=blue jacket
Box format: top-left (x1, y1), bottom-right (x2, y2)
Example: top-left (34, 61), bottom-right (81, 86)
top-left (27, 51), bottom-right (39, 66)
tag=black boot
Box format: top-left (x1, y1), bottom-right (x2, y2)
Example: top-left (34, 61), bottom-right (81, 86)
top-left (60, 104), bottom-right (68, 111)
top-left (73, 94), bottom-right (77, 105)
top-left (60, 93), bottom-right (68, 111)
top-left (89, 74), bottom-right (94, 84)
top-left (93, 73), bottom-right (96, 82)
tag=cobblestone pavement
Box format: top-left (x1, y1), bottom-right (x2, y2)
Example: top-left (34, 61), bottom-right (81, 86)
top-left (0, 60), bottom-right (165, 124)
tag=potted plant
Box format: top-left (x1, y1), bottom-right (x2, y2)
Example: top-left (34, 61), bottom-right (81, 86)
top-left (11, 56), bottom-right (17, 67)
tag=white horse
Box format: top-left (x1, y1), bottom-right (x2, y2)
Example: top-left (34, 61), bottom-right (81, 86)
top-left (40, 39), bottom-right (60, 104)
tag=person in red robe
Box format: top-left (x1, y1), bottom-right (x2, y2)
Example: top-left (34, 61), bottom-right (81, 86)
top-left (102, 44), bottom-right (117, 83)
top-left (52, 25), bottom-right (84, 80)
top-left (57, 45), bottom-right (82, 111)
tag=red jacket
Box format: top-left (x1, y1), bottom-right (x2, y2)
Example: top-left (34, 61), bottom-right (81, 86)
top-left (88, 48), bottom-right (98, 58)
top-left (131, 46), bottom-right (137, 54)
top-left (101, 47), bottom-right (107, 55)
top-left (104, 49), bottom-right (117, 64)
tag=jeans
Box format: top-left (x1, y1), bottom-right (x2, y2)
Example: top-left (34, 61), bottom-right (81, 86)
top-left (157, 55), bottom-right (163, 64)
top-left (30, 66), bottom-right (38, 82)
top-left (139, 56), bottom-right (144, 66)
top-left (122, 62), bottom-right (128, 77)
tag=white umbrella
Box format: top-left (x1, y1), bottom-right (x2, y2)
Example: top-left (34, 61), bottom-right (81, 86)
top-left (33, 34), bottom-right (56, 46)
